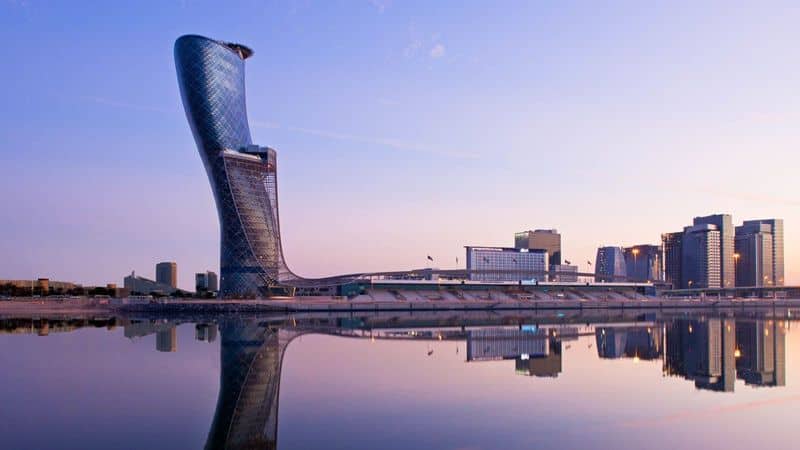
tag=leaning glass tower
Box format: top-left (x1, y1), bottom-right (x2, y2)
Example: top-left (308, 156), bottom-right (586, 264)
top-left (175, 35), bottom-right (355, 298)
top-left (174, 35), bottom-right (299, 298)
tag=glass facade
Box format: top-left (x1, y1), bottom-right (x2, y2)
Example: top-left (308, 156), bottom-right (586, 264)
top-left (155, 262), bottom-right (177, 288)
top-left (735, 223), bottom-right (774, 287)
top-left (594, 247), bottom-right (626, 282)
top-left (681, 225), bottom-right (721, 289)
top-left (514, 229), bottom-right (561, 265)
top-left (693, 214), bottom-right (734, 288)
top-left (662, 232), bottom-right (683, 289)
top-left (741, 219), bottom-right (784, 286)
top-left (623, 245), bottom-right (662, 282)
top-left (465, 246), bottom-right (548, 282)
top-left (175, 35), bottom-right (352, 298)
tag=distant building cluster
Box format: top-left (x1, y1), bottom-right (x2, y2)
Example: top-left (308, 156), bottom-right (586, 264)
top-left (2, 259), bottom-right (221, 299)
top-left (465, 229), bottom-right (578, 282)
top-left (462, 213), bottom-right (784, 289)
top-left (466, 327), bottom-right (568, 378)
top-left (593, 244), bottom-right (665, 283)
top-left (662, 215), bottom-right (784, 289)
top-left (122, 261), bottom-right (218, 297)
top-left (124, 263), bottom-right (183, 296)
top-left (123, 320), bottom-right (217, 353)
top-left (0, 278), bottom-right (124, 297)
top-left (465, 319), bottom-right (786, 391)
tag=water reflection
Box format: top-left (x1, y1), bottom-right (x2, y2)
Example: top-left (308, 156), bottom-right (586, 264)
top-left (0, 311), bottom-right (794, 449)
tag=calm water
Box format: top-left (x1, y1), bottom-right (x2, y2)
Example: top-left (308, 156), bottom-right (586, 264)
top-left (1, 311), bottom-right (797, 450)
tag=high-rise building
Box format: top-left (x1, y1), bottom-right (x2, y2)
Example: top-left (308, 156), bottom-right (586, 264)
top-left (662, 232), bottom-right (684, 289)
top-left (741, 219), bottom-right (784, 286)
top-left (681, 224), bottom-right (721, 289)
top-left (735, 224), bottom-right (774, 287)
top-left (594, 247), bottom-right (626, 282)
top-left (177, 35), bottom-right (359, 298)
top-left (156, 262), bottom-right (177, 289)
top-left (207, 271), bottom-right (219, 292)
top-left (196, 273), bottom-right (207, 293)
top-left (465, 246), bottom-right (548, 282)
top-left (693, 214), bottom-right (734, 288)
top-left (196, 271), bottom-right (219, 293)
top-left (623, 245), bottom-right (662, 282)
top-left (514, 229), bottom-right (561, 265)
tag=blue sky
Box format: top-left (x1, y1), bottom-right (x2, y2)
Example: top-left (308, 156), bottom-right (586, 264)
top-left (1, 1), bottom-right (799, 289)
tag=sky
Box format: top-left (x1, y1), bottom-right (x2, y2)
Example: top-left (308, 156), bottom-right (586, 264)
top-left (1, 0), bottom-right (799, 289)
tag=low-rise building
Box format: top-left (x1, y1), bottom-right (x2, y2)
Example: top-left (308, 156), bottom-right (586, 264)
top-left (123, 271), bottom-right (180, 295)
top-left (549, 264), bottom-right (578, 282)
top-left (465, 246), bottom-right (548, 282)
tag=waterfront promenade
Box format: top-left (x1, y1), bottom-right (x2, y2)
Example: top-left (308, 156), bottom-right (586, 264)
top-left (3, 295), bottom-right (800, 319)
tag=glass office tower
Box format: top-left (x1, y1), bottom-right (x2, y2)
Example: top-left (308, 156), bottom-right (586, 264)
top-left (740, 219), bottom-right (784, 286)
top-left (175, 35), bottom-right (349, 297)
top-left (693, 214), bottom-right (734, 288)
top-left (594, 247), bottom-right (626, 282)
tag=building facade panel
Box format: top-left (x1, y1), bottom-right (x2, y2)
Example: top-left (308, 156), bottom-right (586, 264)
top-left (623, 245), bottom-right (662, 282)
top-left (693, 214), bottom-right (734, 288)
top-left (735, 224), bottom-right (773, 287)
top-left (514, 229), bottom-right (561, 265)
top-left (156, 262), bottom-right (177, 288)
top-left (741, 219), bottom-right (784, 286)
top-left (662, 232), bottom-right (683, 289)
top-left (681, 225), bottom-right (721, 289)
top-left (465, 246), bottom-right (548, 282)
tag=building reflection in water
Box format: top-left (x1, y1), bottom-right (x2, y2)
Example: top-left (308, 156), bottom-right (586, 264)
top-left (595, 325), bottom-right (663, 361)
top-left (203, 321), bottom-right (296, 450)
top-left (0, 314), bottom-right (790, 449)
top-left (664, 318), bottom-right (737, 392)
top-left (466, 327), bottom-right (565, 377)
top-left (735, 320), bottom-right (786, 387)
top-left (122, 319), bottom-right (290, 449)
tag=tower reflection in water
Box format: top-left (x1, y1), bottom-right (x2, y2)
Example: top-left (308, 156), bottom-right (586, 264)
top-left (206, 321), bottom-right (302, 450)
top-left (41, 315), bottom-right (780, 449)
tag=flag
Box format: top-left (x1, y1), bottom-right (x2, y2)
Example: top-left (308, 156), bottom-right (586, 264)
top-left (564, 259), bottom-right (571, 265)
top-left (587, 260), bottom-right (592, 266)
top-left (427, 255), bottom-right (434, 262)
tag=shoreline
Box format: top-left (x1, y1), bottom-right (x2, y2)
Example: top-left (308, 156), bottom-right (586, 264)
top-left (2, 297), bottom-right (800, 319)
